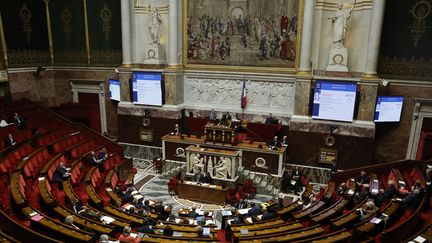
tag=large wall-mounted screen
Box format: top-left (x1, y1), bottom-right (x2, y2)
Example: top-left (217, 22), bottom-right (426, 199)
top-left (374, 96), bottom-right (403, 122)
top-left (312, 80), bottom-right (357, 122)
top-left (131, 72), bottom-right (163, 106)
top-left (109, 79), bottom-right (120, 101)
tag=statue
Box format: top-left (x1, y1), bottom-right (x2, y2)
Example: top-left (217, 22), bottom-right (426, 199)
top-left (215, 157), bottom-right (230, 179)
top-left (326, 2), bottom-right (355, 72)
top-left (148, 6), bottom-right (162, 45)
top-left (329, 2), bottom-right (354, 48)
top-left (192, 154), bottom-right (204, 174)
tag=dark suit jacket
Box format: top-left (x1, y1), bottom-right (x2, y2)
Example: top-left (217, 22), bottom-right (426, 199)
top-left (4, 137), bottom-right (15, 147)
top-left (382, 185), bottom-right (397, 199)
top-left (188, 210), bottom-right (198, 218)
top-left (356, 175), bottom-right (370, 185)
top-left (234, 201), bottom-right (247, 209)
top-left (247, 206), bottom-right (262, 217)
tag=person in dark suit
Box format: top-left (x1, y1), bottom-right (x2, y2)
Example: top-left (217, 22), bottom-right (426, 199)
top-left (281, 135), bottom-right (288, 147)
top-left (331, 160), bottom-right (338, 174)
top-left (121, 188), bottom-right (134, 205)
top-left (264, 113), bottom-right (273, 124)
top-left (67, 198), bottom-right (83, 214)
top-left (281, 167), bottom-right (292, 193)
top-left (270, 136), bottom-right (281, 148)
top-left (154, 200), bottom-right (165, 214)
top-left (98, 148), bottom-right (109, 161)
top-left (291, 167), bottom-right (302, 195)
top-left (247, 203), bottom-right (262, 217)
top-left (401, 189), bottom-right (422, 210)
top-left (4, 133), bottom-right (16, 147)
top-left (193, 168), bottom-right (204, 183)
top-left (53, 162), bottom-right (70, 190)
top-left (201, 172), bottom-right (212, 184)
top-left (172, 123), bottom-right (182, 136)
top-left (188, 205), bottom-right (199, 218)
top-left (261, 207), bottom-right (275, 221)
top-left (356, 171), bottom-right (370, 186)
top-left (234, 198), bottom-right (247, 209)
top-left (412, 180), bottom-right (425, 194)
top-left (10, 112), bottom-right (25, 130)
top-left (375, 180), bottom-right (397, 207)
top-left (163, 225), bottom-right (174, 236)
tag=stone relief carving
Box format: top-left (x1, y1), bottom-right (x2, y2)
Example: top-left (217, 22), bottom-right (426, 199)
top-left (184, 78), bottom-right (294, 114)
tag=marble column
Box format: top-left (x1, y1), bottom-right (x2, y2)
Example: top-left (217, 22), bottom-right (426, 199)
top-left (356, 83), bottom-right (378, 121)
top-left (121, 0), bottom-right (132, 66)
top-left (298, 0), bottom-right (315, 74)
top-left (119, 69), bottom-right (132, 103)
top-left (168, 0), bottom-right (180, 66)
top-left (363, 0), bottom-right (386, 78)
top-left (293, 79), bottom-right (311, 116)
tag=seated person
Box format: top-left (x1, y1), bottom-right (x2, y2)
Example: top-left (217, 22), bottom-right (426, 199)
top-left (209, 109), bottom-right (216, 120)
top-left (336, 182), bottom-right (348, 197)
top-left (358, 201), bottom-right (378, 220)
top-left (53, 162), bottom-right (70, 189)
top-left (270, 136), bottom-right (281, 149)
top-left (163, 225), bottom-right (174, 236)
top-left (118, 226), bottom-right (142, 243)
top-left (400, 188), bottom-right (422, 210)
top-left (235, 198), bottom-right (248, 209)
top-left (281, 135), bottom-right (288, 147)
top-left (99, 234), bottom-right (109, 243)
top-left (121, 188), bottom-right (134, 205)
top-left (159, 205), bottom-right (172, 221)
top-left (9, 112), bottom-right (25, 130)
top-left (261, 207), bottom-right (275, 221)
top-left (171, 123), bottom-right (181, 136)
top-left (4, 133), bottom-right (16, 147)
top-left (356, 171), bottom-right (370, 187)
top-left (218, 114), bottom-right (230, 127)
top-left (247, 202), bottom-right (262, 217)
top-left (154, 200), bottom-right (165, 214)
top-left (188, 205), bottom-right (199, 218)
top-left (281, 167), bottom-right (292, 193)
top-left (291, 168), bottom-right (302, 195)
top-left (98, 148), bottom-right (109, 161)
top-left (114, 184), bottom-right (124, 197)
top-left (64, 215), bottom-right (80, 230)
top-left (201, 171), bottom-right (212, 184)
top-left (67, 198), bottom-right (83, 214)
top-left (196, 225), bottom-right (208, 238)
top-left (86, 151), bottom-right (102, 165)
top-left (193, 168), bottom-right (204, 183)
top-left (411, 180), bottom-right (425, 194)
top-left (375, 180), bottom-right (397, 207)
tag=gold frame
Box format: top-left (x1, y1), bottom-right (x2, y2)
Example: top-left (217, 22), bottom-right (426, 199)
top-left (182, 0), bottom-right (304, 74)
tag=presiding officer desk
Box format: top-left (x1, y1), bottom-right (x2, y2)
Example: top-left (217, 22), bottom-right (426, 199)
top-left (162, 134), bottom-right (286, 176)
top-left (177, 181), bottom-right (227, 205)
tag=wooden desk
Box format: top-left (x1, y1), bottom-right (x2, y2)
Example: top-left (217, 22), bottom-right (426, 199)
top-left (293, 201), bottom-right (326, 220)
top-left (311, 199), bottom-right (349, 224)
top-left (177, 181), bottom-right (227, 205)
top-left (21, 206), bottom-right (94, 242)
top-left (230, 218), bottom-right (285, 231)
top-left (233, 222), bottom-right (303, 238)
top-left (162, 134), bottom-right (285, 175)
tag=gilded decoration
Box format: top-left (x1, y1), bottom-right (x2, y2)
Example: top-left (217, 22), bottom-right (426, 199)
top-left (8, 49), bottom-right (50, 66)
top-left (90, 50), bottom-right (122, 65)
top-left (379, 56), bottom-right (432, 81)
top-left (100, 3), bottom-right (112, 42)
top-left (55, 50), bottom-right (87, 64)
top-left (184, 0), bottom-right (302, 70)
top-left (19, 3), bottom-right (32, 43)
top-left (61, 7), bottom-right (73, 43)
top-left (410, 0), bottom-right (431, 47)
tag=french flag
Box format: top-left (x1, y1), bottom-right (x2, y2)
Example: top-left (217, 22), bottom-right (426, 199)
top-left (241, 80), bottom-right (247, 109)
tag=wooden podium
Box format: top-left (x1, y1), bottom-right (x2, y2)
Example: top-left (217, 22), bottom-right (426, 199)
top-left (204, 124), bottom-right (236, 145)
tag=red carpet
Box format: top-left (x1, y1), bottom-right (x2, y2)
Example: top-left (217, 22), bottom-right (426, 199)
top-left (217, 229), bottom-right (229, 243)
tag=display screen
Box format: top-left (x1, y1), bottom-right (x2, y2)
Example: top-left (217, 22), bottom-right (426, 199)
top-left (109, 79), bottom-right (120, 101)
top-left (374, 96), bottom-right (403, 122)
top-left (131, 72), bottom-right (163, 106)
top-left (312, 80), bottom-right (357, 122)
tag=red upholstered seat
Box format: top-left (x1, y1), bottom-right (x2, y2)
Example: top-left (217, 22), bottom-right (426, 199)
top-left (226, 188), bottom-right (240, 204)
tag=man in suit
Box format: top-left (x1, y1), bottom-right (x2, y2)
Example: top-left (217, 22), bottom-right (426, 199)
top-left (281, 167), bottom-right (292, 193)
top-left (281, 135), bottom-right (288, 147)
top-left (291, 167), bottom-right (302, 195)
top-left (247, 202), bottom-right (262, 217)
top-left (4, 133), bottom-right (16, 147)
top-left (401, 189), bottom-right (422, 210)
top-left (356, 171), bottom-right (370, 186)
top-left (261, 207), bottom-right (275, 221)
top-left (172, 123), bottom-right (181, 136)
top-left (10, 112), bottom-right (24, 130)
top-left (270, 136), bottom-right (280, 148)
top-left (193, 168), bottom-right (204, 183)
top-left (264, 113), bottom-right (273, 124)
top-left (188, 205), bottom-right (199, 218)
top-left (53, 162), bottom-right (70, 190)
top-left (234, 198), bottom-right (247, 209)
top-left (375, 180), bottom-right (397, 207)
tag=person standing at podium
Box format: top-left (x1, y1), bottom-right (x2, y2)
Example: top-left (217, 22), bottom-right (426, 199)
top-left (171, 123), bottom-right (182, 136)
top-left (270, 136), bottom-right (281, 148)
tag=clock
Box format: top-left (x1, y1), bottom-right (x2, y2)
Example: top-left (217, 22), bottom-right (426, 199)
top-left (147, 49), bottom-right (156, 59)
top-left (332, 54), bottom-right (344, 65)
top-left (142, 117), bottom-right (151, 127)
